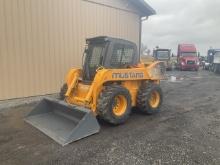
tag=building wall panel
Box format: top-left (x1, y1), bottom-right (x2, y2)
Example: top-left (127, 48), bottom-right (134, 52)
top-left (0, 0), bottom-right (140, 100)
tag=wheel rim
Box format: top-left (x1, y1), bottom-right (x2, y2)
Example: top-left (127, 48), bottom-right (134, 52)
top-left (113, 95), bottom-right (127, 116)
top-left (149, 91), bottom-right (160, 108)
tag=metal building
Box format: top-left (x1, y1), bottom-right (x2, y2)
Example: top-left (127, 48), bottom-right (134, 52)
top-left (0, 0), bottom-right (155, 100)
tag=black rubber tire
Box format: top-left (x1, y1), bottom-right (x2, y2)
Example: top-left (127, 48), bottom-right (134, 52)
top-left (97, 85), bottom-right (132, 125)
top-left (137, 82), bottom-right (163, 115)
top-left (59, 83), bottom-right (68, 100)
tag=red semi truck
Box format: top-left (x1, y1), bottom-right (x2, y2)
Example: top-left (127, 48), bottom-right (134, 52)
top-left (177, 44), bottom-right (199, 71)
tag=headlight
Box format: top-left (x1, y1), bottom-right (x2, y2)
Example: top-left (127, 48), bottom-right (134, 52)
top-left (181, 62), bottom-right (185, 65)
top-left (197, 61), bottom-right (200, 65)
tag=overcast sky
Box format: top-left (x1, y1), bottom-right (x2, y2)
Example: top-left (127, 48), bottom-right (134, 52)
top-left (142, 0), bottom-right (220, 55)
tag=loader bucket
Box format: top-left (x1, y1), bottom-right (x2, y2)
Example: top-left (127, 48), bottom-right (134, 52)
top-left (24, 98), bottom-right (100, 146)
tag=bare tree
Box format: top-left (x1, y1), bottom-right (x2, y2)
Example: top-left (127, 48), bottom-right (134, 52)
top-left (141, 43), bottom-right (148, 55)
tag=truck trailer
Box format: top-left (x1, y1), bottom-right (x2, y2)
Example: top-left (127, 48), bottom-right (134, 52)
top-left (207, 49), bottom-right (220, 73)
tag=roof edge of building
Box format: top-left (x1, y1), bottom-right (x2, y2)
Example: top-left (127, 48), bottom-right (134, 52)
top-left (129, 0), bottom-right (156, 17)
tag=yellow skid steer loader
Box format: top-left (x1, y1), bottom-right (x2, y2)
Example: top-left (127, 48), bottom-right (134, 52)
top-left (25, 36), bottom-right (165, 146)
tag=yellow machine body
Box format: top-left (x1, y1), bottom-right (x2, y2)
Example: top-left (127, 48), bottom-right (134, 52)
top-left (25, 36), bottom-right (165, 146)
top-left (64, 61), bottom-right (164, 114)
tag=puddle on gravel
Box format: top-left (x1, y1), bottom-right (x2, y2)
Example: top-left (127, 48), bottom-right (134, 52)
top-left (191, 76), bottom-right (203, 79)
top-left (164, 75), bottom-right (203, 83)
top-left (163, 75), bottom-right (185, 83)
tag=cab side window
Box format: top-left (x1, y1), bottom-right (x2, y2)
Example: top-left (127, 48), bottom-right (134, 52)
top-left (111, 44), bottom-right (134, 68)
top-left (89, 45), bottom-right (104, 67)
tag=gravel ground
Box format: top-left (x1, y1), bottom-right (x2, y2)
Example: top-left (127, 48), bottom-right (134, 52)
top-left (0, 70), bottom-right (220, 165)
top-left (0, 94), bottom-right (58, 111)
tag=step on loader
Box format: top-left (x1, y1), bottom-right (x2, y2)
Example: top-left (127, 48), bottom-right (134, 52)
top-left (25, 36), bottom-right (165, 146)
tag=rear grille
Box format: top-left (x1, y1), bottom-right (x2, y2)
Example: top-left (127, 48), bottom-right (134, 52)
top-left (187, 60), bottom-right (195, 65)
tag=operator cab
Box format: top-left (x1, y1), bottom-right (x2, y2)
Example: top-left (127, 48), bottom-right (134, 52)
top-left (83, 36), bottom-right (138, 81)
top-left (153, 49), bottom-right (171, 61)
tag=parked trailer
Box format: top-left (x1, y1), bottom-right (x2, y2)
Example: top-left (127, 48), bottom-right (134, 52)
top-left (207, 49), bottom-right (220, 73)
